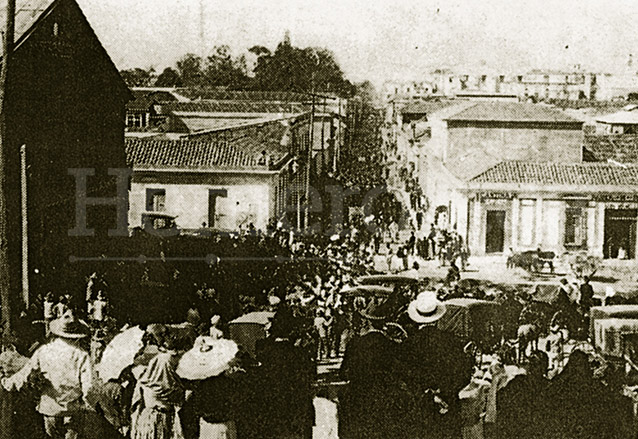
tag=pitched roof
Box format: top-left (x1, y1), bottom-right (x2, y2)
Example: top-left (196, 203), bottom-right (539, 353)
top-left (444, 102), bottom-right (582, 124)
top-left (0, 0), bottom-right (56, 52)
top-left (125, 120), bottom-right (291, 172)
top-left (159, 100), bottom-right (308, 115)
top-left (470, 161), bottom-right (638, 186)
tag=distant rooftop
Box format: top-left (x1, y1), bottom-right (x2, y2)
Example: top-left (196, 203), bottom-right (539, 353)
top-left (444, 102), bottom-right (583, 124)
top-left (596, 106), bottom-right (638, 125)
top-left (159, 100), bottom-right (308, 115)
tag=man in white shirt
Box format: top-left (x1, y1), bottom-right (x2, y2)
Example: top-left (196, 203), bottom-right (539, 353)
top-left (2, 311), bottom-right (92, 438)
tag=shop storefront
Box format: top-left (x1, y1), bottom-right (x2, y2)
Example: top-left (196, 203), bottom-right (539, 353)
top-left (463, 162), bottom-right (638, 258)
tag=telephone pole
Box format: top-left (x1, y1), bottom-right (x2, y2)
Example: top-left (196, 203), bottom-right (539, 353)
top-left (304, 92), bottom-right (315, 230)
top-left (0, 4), bottom-right (15, 437)
top-left (0, 0), bottom-right (16, 338)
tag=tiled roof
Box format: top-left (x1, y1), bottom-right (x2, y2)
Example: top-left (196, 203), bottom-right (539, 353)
top-left (0, 0), bottom-right (56, 52)
top-left (470, 161), bottom-right (638, 186)
top-left (126, 139), bottom-right (263, 171)
top-left (444, 102), bottom-right (582, 124)
top-left (584, 135), bottom-right (638, 164)
top-left (159, 100), bottom-right (308, 115)
top-left (125, 120), bottom-right (290, 171)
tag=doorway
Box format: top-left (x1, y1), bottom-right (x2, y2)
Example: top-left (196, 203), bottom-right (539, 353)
top-left (485, 210), bottom-right (506, 253)
top-left (604, 209), bottom-right (637, 259)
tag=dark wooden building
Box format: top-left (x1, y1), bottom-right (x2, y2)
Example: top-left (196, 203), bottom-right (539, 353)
top-left (3, 0), bottom-right (130, 310)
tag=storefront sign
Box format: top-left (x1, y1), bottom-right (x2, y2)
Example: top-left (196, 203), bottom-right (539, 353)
top-left (478, 192), bottom-right (514, 200)
top-left (592, 193), bottom-right (638, 203)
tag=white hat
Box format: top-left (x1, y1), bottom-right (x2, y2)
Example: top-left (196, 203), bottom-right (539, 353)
top-left (407, 291), bottom-right (446, 324)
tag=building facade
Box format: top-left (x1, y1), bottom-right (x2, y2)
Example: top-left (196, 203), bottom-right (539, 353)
top-left (415, 101), bottom-right (584, 231)
top-left (463, 161), bottom-right (638, 258)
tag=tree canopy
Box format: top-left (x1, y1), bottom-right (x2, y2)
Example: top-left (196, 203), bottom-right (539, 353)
top-left (119, 36), bottom-right (353, 96)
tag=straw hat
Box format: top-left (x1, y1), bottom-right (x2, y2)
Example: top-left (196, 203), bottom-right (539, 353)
top-left (407, 291), bottom-right (446, 324)
top-left (49, 312), bottom-right (89, 339)
top-left (176, 336), bottom-right (238, 380)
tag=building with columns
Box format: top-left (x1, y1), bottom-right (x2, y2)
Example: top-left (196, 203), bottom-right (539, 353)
top-left (462, 161), bottom-right (638, 258)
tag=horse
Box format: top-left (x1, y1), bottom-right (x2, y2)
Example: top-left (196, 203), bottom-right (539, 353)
top-left (517, 323), bottom-right (539, 363)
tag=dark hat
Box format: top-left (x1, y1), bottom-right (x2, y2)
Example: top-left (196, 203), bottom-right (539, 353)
top-left (360, 300), bottom-right (391, 321)
top-left (186, 308), bottom-right (201, 325)
top-left (49, 312), bottom-right (89, 339)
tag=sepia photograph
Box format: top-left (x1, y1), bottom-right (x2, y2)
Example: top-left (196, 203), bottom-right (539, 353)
top-left (0, 0), bottom-right (638, 437)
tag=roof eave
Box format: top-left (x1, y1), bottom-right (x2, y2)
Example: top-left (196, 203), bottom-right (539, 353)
top-left (464, 182), bottom-right (638, 194)
top-left (131, 165), bottom-right (282, 175)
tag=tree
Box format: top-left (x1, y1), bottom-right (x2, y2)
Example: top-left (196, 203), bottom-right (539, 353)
top-left (120, 67), bottom-right (155, 87)
top-left (155, 67), bottom-right (182, 87)
top-left (176, 53), bottom-right (203, 87)
top-left (203, 45), bottom-right (250, 89)
top-left (250, 36), bottom-right (352, 95)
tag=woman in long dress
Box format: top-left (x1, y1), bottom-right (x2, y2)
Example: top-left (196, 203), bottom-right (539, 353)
top-left (131, 332), bottom-right (185, 439)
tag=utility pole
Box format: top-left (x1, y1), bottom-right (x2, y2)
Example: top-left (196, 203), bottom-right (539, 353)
top-left (320, 98), bottom-right (326, 175)
top-left (0, 3), bottom-right (15, 437)
top-left (0, 0), bottom-right (15, 337)
top-left (304, 92), bottom-right (315, 230)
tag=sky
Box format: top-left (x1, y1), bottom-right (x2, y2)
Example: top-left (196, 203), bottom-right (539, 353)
top-left (76, 0), bottom-right (638, 86)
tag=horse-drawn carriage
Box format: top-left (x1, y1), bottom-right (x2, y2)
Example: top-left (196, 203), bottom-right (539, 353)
top-left (438, 298), bottom-right (502, 359)
top-left (507, 249), bottom-right (556, 273)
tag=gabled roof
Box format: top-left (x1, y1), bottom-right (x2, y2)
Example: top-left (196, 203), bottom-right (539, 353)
top-left (470, 161), bottom-right (638, 187)
top-left (0, 0), bottom-right (131, 101)
top-left (444, 102), bottom-right (582, 124)
top-left (0, 0), bottom-right (56, 52)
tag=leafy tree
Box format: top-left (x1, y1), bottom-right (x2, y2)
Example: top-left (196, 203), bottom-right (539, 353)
top-left (204, 45), bottom-right (250, 89)
top-left (120, 67), bottom-right (155, 87)
top-left (155, 67), bottom-right (182, 87)
top-left (176, 53), bottom-right (204, 87)
top-left (250, 37), bottom-right (352, 95)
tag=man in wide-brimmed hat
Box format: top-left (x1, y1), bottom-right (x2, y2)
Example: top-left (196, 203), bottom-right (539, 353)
top-left (399, 291), bottom-right (473, 439)
top-left (2, 311), bottom-right (92, 438)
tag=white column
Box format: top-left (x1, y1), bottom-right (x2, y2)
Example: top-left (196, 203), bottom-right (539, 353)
top-left (511, 197), bottom-right (520, 251)
top-left (535, 197), bottom-right (544, 248)
top-left (471, 197), bottom-right (482, 255)
top-left (595, 203), bottom-right (605, 257)
top-left (587, 203), bottom-right (596, 253)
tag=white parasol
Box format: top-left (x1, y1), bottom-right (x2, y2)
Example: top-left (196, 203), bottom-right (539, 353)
top-left (97, 326), bottom-right (145, 382)
top-left (176, 336), bottom-right (239, 380)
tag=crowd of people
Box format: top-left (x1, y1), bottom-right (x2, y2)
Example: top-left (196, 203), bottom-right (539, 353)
top-left (1, 216), bottom-right (638, 439)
